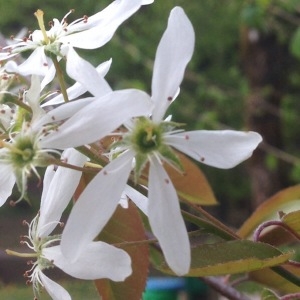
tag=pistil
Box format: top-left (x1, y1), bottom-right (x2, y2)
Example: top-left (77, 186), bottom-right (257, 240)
top-left (34, 10), bottom-right (50, 44)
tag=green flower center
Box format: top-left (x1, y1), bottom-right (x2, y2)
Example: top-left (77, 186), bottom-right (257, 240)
top-left (9, 136), bottom-right (37, 168)
top-left (131, 118), bottom-right (162, 154)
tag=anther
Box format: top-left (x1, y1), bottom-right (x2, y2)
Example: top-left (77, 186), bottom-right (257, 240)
top-left (22, 220), bottom-right (29, 226)
top-left (164, 178), bottom-right (170, 184)
top-left (9, 200), bottom-right (16, 207)
top-left (200, 157), bottom-right (205, 162)
top-left (185, 135), bottom-right (189, 140)
top-left (167, 96), bottom-right (173, 101)
top-left (103, 170), bottom-right (108, 175)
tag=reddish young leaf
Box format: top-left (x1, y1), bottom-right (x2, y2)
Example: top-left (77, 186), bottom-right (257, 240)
top-left (164, 151), bottom-right (218, 205)
top-left (95, 201), bottom-right (149, 300)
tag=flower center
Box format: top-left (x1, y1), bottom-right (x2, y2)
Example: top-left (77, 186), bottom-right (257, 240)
top-left (131, 118), bottom-right (162, 154)
top-left (6, 135), bottom-right (37, 168)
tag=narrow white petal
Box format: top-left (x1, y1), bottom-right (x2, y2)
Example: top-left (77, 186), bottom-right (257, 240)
top-left (166, 130), bottom-right (262, 169)
top-left (38, 149), bottom-right (87, 237)
top-left (61, 150), bottom-right (134, 261)
top-left (0, 164), bottom-right (15, 206)
top-left (44, 242), bottom-right (132, 281)
top-left (34, 97), bottom-right (95, 131)
top-left (66, 47), bottom-right (111, 97)
top-left (40, 90), bottom-right (152, 150)
top-left (60, 0), bottom-right (143, 49)
top-left (151, 7), bottom-right (195, 122)
top-left (142, 0), bottom-right (154, 4)
top-left (5, 47), bottom-right (52, 76)
top-left (40, 63), bottom-right (56, 90)
top-left (42, 59), bottom-right (112, 107)
top-left (148, 158), bottom-right (190, 275)
top-left (39, 272), bottom-right (71, 300)
top-left (40, 164), bottom-right (56, 208)
top-left (124, 184), bottom-right (148, 215)
top-left (26, 75), bottom-right (45, 124)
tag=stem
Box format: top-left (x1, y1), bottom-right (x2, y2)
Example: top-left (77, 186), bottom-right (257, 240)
top-left (200, 277), bottom-right (251, 300)
top-left (182, 210), bottom-right (237, 241)
top-left (254, 220), bottom-right (300, 242)
top-left (47, 157), bottom-right (100, 174)
top-left (52, 56), bottom-right (69, 103)
top-left (280, 293), bottom-right (300, 300)
top-left (2, 93), bottom-right (32, 112)
top-left (181, 199), bottom-right (240, 240)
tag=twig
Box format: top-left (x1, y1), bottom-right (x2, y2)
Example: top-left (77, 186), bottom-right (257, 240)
top-left (201, 276), bottom-right (251, 300)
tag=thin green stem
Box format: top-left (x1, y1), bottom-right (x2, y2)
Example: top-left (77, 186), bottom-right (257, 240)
top-left (52, 56), bottom-right (69, 103)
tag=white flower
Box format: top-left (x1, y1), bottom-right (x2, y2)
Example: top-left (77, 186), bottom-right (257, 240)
top-left (7, 149), bottom-right (131, 300)
top-left (0, 69), bottom-right (151, 205)
top-left (59, 6), bottom-right (262, 276)
top-left (0, 0), bottom-right (152, 85)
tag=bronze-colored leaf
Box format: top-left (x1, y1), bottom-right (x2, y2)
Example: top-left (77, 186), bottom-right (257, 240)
top-left (95, 201), bottom-right (149, 300)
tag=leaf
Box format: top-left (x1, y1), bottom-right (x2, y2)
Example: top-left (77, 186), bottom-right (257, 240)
top-left (238, 185), bottom-right (300, 238)
top-left (95, 201), bottom-right (149, 300)
top-left (164, 151), bottom-right (218, 205)
top-left (250, 265), bottom-right (300, 293)
top-left (281, 210), bottom-right (300, 236)
top-left (151, 240), bottom-right (292, 276)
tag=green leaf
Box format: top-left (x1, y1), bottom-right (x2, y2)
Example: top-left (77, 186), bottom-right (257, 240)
top-left (238, 185), bottom-right (300, 238)
top-left (151, 240), bottom-right (292, 276)
top-left (250, 265), bottom-right (300, 293)
top-left (281, 210), bottom-right (300, 236)
top-left (290, 27), bottom-right (300, 60)
top-left (95, 202), bottom-right (149, 300)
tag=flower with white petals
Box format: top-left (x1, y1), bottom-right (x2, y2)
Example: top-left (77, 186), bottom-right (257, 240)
top-left (6, 149), bottom-right (131, 300)
top-left (0, 0), bottom-right (152, 85)
top-left (60, 7), bottom-right (262, 276)
top-left (0, 68), bottom-right (151, 205)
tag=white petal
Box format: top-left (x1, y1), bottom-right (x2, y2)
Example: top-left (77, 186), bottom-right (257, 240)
top-left (0, 164), bottom-right (15, 206)
top-left (41, 90), bottom-right (152, 150)
top-left (66, 47), bottom-right (111, 97)
top-left (148, 158), bottom-right (190, 275)
top-left (40, 63), bottom-right (56, 90)
top-left (124, 184), bottom-right (148, 215)
top-left (26, 75), bottom-right (45, 124)
top-left (166, 130), bottom-right (262, 169)
top-left (44, 242), bottom-right (131, 281)
top-left (39, 272), bottom-right (71, 300)
top-left (60, 0), bottom-right (143, 49)
top-left (38, 149), bottom-right (87, 237)
top-left (61, 150), bottom-right (134, 261)
top-left (5, 47), bottom-right (52, 76)
top-left (142, 0), bottom-right (154, 4)
top-left (34, 97), bottom-right (95, 131)
top-left (151, 7), bottom-right (195, 122)
top-left (42, 59), bottom-right (112, 107)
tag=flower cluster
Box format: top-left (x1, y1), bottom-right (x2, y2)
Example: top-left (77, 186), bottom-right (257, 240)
top-left (0, 1), bottom-right (262, 299)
